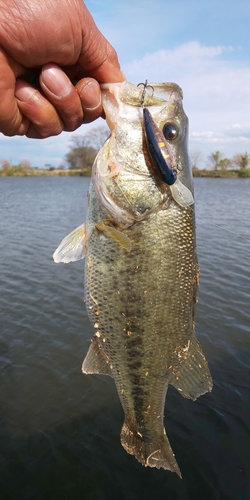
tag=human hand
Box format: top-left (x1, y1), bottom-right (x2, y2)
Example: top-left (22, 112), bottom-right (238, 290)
top-left (0, 0), bottom-right (125, 138)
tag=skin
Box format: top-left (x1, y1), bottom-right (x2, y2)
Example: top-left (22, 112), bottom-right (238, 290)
top-left (0, 0), bottom-right (125, 138)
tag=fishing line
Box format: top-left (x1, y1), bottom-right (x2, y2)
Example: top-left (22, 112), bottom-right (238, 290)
top-left (113, 78), bottom-right (249, 245)
top-left (188, 203), bottom-right (250, 245)
top-left (126, 176), bottom-right (249, 244)
top-left (117, 177), bottom-right (249, 244)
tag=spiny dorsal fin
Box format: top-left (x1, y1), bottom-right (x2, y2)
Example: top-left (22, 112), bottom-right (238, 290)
top-left (82, 335), bottom-right (113, 376)
top-left (170, 333), bottom-right (213, 400)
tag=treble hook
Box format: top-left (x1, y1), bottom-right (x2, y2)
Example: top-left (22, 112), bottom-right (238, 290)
top-left (137, 80), bottom-right (154, 107)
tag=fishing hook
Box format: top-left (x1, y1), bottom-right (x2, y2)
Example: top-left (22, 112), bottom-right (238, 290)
top-left (137, 80), bottom-right (154, 107)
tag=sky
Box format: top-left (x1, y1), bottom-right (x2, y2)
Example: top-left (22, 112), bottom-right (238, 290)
top-left (0, 0), bottom-right (249, 169)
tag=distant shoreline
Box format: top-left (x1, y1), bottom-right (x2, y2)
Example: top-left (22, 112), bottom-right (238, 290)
top-left (0, 168), bottom-right (92, 177)
top-left (0, 167), bottom-right (249, 178)
top-left (192, 168), bottom-right (250, 178)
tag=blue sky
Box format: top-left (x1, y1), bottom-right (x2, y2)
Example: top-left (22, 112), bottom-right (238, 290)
top-left (1, 0), bottom-right (249, 168)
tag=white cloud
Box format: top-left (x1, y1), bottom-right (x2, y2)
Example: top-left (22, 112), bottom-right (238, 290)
top-left (191, 124), bottom-right (250, 144)
top-left (0, 42), bottom-right (249, 168)
top-left (0, 118), bottom-right (105, 167)
top-left (122, 41), bottom-right (250, 159)
top-left (191, 131), bottom-right (250, 144)
top-left (122, 41), bottom-right (234, 81)
top-left (0, 132), bottom-right (70, 167)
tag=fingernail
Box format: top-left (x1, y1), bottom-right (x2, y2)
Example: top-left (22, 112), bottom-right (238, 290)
top-left (15, 85), bottom-right (37, 102)
top-left (41, 66), bottom-right (71, 97)
top-left (79, 80), bottom-right (101, 110)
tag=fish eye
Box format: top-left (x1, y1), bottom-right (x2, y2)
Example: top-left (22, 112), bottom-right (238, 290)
top-left (163, 122), bottom-right (179, 141)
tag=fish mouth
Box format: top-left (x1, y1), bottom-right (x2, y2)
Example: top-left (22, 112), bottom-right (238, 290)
top-left (100, 81), bottom-right (183, 108)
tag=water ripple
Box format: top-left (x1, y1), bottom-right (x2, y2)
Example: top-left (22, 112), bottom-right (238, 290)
top-left (0, 176), bottom-right (249, 499)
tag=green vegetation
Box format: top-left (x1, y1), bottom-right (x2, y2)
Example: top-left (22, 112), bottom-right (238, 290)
top-left (0, 165), bottom-right (31, 176)
top-left (238, 168), bottom-right (250, 178)
top-left (0, 125), bottom-right (109, 177)
top-left (1, 135), bottom-right (250, 178)
top-left (191, 151), bottom-right (250, 178)
top-left (0, 166), bottom-right (92, 177)
top-left (192, 168), bottom-right (250, 178)
top-left (65, 126), bottom-right (109, 172)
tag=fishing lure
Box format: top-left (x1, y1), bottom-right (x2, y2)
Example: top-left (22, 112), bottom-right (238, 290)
top-left (138, 80), bottom-right (194, 207)
top-left (142, 106), bottom-right (177, 186)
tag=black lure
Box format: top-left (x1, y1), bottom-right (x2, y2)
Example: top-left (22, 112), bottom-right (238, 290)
top-left (143, 107), bottom-right (177, 186)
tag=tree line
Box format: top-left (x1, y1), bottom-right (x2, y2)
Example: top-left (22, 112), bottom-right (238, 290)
top-left (0, 126), bottom-right (110, 174)
top-left (66, 129), bottom-right (250, 175)
top-left (66, 130), bottom-right (250, 174)
top-left (190, 150), bottom-right (250, 171)
top-left (0, 126), bottom-right (249, 177)
top-left (65, 126), bottom-right (110, 171)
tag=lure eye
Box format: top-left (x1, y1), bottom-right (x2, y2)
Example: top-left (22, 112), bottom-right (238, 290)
top-left (163, 123), bottom-right (179, 141)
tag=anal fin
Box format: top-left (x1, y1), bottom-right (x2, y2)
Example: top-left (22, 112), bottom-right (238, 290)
top-left (171, 333), bottom-right (213, 400)
top-left (82, 335), bottom-right (113, 376)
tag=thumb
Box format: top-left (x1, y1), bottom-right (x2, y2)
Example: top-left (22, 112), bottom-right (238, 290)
top-left (78, 6), bottom-right (125, 83)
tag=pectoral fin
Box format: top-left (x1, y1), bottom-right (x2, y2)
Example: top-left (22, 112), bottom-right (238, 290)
top-left (53, 223), bottom-right (86, 263)
top-left (96, 220), bottom-right (132, 252)
top-left (82, 335), bottom-right (113, 376)
top-left (171, 333), bottom-right (213, 400)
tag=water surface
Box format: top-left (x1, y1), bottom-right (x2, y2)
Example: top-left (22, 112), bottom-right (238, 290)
top-left (0, 177), bottom-right (249, 500)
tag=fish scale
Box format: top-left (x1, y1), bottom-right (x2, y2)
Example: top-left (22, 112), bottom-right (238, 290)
top-left (53, 81), bottom-right (213, 476)
top-left (83, 184), bottom-right (198, 474)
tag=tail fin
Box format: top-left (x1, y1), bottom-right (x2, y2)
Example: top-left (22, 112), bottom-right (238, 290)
top-left (120, 421), bottom-right (181, 477)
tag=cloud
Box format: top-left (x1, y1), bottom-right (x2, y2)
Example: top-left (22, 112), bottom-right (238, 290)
top-left (191, 130), bottom-right (250, 144)
top-left (0, 118), bottom-right (105, 167)
top-left (225, 123), bottom-right (250, 139)
top-left (191, 123), bottom-right (250, 143)
top-left (122, 41), bottom-right (234, 80)
top-left (0, 132), bottom-right (71, 167)
top-left (0, 42), bottom-right (249, 167)
top-left (122, 42), bottom-right (250, 158)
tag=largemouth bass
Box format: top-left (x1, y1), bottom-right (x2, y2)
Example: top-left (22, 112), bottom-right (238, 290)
top-left (53, 81), bottom-right (212, 477)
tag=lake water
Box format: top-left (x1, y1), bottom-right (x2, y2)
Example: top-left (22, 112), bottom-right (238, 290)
top-left (0, 176), bottom-right (249, 500)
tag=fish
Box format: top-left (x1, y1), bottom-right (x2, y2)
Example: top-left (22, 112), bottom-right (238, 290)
top-left (53, 81), bottom-right (213, 477)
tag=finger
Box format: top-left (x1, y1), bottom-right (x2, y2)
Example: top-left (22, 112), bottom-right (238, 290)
top-left (75, 78), bottom-right (103, 123)
top-left (40, 64), bottom-right (85, 131)
top-left (15, 80), bottom-right (63, 138)
top-left (0, 49), bottom-right (24, 135)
